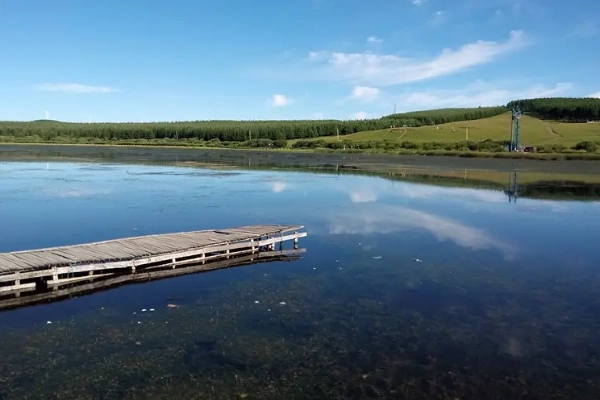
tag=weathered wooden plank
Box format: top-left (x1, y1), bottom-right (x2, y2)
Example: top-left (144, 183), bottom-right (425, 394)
top-left (109, 241), bottom-right (148, 256)
top-left (48, 250), bottom-right (81, 262)
top-left (54, 248), bottom-right (105, 261)
top-left (0, 258), bottom-right (16, 271)
top-left (10, 253), bottom-right (54, 267)
top-left (0, 254), bottom-right (34, 270)
top-left (113, 241), bottom-right (155, 255)
top-left (90, 244), bottom-right (136, 259)
top-left (131, 238), bottom-right (182, 252)
top-left (0, 282), bottom-right (37, 293)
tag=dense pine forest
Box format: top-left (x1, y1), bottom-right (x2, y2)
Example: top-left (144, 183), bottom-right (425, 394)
top-left (0, 98), bottom-right (598, 143)
top-left (507, 97), bottom-right (600, 121)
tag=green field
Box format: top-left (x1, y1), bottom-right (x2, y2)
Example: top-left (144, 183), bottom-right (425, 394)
top-left (296, 113), bottom-right (600, 147)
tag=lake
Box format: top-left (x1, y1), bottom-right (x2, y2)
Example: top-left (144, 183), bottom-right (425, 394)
top-left (1, 157), bottom-right (599, 399)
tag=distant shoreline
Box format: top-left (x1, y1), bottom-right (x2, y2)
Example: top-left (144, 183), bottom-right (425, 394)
top-left (2, 143), bottom-right (600, 176)
top-left (1, 140), bottom-right (600, 162)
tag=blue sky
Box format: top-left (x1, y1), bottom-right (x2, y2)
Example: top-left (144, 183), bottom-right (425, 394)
top-left (0, 0), bottom-right (599, 122)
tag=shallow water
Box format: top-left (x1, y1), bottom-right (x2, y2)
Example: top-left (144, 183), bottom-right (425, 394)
top-left (1, 161), bottom-right (600, 399)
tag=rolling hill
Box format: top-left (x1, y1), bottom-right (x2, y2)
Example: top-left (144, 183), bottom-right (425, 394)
top-left (291, 112), bottom-right (600, 147)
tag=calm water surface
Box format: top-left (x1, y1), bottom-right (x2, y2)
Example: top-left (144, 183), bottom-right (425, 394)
top-left (0, 161), bottom-right (599, 399)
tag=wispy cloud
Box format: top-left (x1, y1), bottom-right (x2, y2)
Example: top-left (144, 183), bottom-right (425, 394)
top-left (271, 94), bottom-right (292, 107)
top-left (391, 81), bottom-right (573, 109)
top-left (428, 10), bottom-right (448, 25)
top-left (366, 36), bottom-right (382, 44)
top-left (567, 21), bottom-right (599, 38)
top-left (349, 86), bottom-right (380, 102)
top-left (411, 0), bottom-right (424, 6)
top-left (589, 92), bottom-right (600, 98)
top-left (264, 31), bottom-right (529, 87)
top-left (33, 83), bottom-right (120, 94)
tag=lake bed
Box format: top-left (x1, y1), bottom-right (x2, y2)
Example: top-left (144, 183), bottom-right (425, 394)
top-left (0, 158), bottom-right (599, 399)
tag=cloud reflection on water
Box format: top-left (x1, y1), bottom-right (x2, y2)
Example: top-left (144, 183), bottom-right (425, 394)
top-left (270, 181), bottom-right (289, 193)
top-left (40, 188), bottom-right (114, 198)
top-left (327, 203), bottom-right (517, 260)
top-left (347, 181), bottom-right (573, 214)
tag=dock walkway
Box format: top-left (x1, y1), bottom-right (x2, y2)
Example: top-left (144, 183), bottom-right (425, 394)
top-left (0, 224), bottom-right (306, 294)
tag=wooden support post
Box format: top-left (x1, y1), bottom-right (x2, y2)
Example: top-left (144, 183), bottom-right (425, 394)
top-left (51, 267), bottom-right (59, 291)
top-left (294, 233), bottom-right (299, 250)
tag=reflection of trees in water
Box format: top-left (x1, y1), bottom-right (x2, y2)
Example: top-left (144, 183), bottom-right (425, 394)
top-left (504, 171), bottom-right (600, 201)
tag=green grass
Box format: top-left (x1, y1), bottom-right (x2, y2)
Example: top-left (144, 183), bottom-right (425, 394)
top-left (293, 113), bottom-right (600, 146)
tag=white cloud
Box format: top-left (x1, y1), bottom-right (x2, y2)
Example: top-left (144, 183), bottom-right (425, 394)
top-left (366, 36), bottom-right (382, 44)
top-left (589, 92), bottom-right (600, 98)
top-left (393, 82), bottom-right (573, 109)
top-left (411, 0), bottom-right (424, 5)
top-left (279, 30), bottom-right (528, 87)
top-left (350, 86), bottom-right (380, 102)
top-left (271, 94), bottom-right (292, 107)
top-left (351, 111), bottom-right (369, 120)
top-left (33, 83), bottom-right (120, 94)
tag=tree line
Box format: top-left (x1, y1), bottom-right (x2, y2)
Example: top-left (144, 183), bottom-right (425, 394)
top-left (0, 107), bottom-right (504, 142)
top-left (0, 99), bottom-right (597, 142)
top-left (507, 97), bottom-right (600, 121)
top-left (380, 106), bottom-right (507, 125)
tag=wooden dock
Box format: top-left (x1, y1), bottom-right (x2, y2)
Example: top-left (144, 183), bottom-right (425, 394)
top-left (0, 224), bottom-right (307, 295)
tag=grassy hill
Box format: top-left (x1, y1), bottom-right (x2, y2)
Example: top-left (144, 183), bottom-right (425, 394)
top-left (291, 112), bottom-right (600, 147)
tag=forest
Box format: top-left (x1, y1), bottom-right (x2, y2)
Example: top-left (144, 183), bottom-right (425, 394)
top-left (0, 106), bottom-right (505, 142)
top-left (380, 106), bottom-right (507, 125)
top-left (0, 98), bottom-right (598, 143)
top-left (507, 97), bottom-right (600, 121)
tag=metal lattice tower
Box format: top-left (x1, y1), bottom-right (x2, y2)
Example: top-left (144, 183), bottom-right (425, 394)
top-left (509, 106), bottom-right (522, 151)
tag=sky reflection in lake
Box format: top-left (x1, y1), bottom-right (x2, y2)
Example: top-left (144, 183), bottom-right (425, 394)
top-left (1, 161), bottom-right (600, 399)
